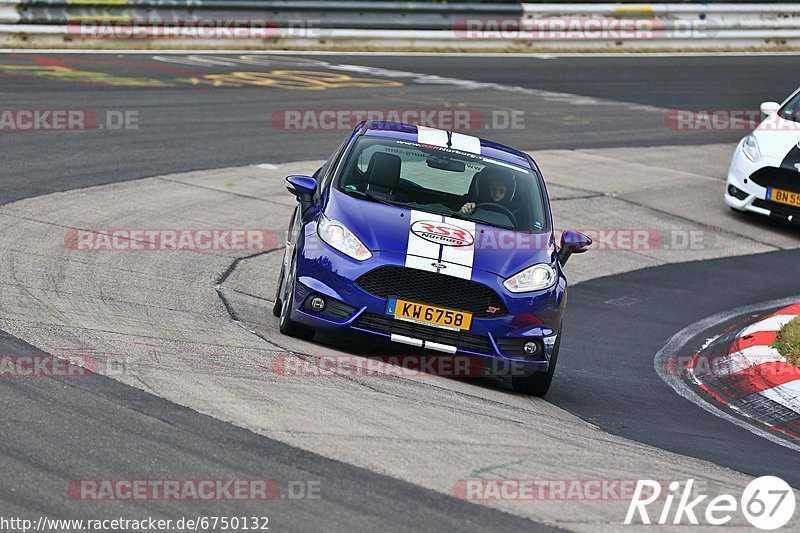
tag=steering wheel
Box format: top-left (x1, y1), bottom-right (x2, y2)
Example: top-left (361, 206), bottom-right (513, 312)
top-left (474, 203), bottom-right (517, 227)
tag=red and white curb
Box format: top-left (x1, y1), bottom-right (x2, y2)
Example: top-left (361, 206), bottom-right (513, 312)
top-left (689, 303), bottom-right (800, 441)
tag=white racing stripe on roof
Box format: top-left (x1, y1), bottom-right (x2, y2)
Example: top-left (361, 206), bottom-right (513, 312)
top-left (449, 132), bottom-right (481, 154)
top-left (417, 126), bottom-right (481, 155)
top-left (416, 126), bottom-right (448, 148)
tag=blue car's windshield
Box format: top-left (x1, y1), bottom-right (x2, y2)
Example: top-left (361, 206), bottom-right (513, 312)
top-left (335, 136), bottom-right (548, 231)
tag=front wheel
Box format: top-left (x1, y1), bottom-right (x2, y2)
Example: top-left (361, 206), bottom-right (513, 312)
top-left (272, 259), bottom-right (285, 318)
top-left (511, 326), bottom-right (561, 397)
top-left (278, 253), bottom-right (315, 340)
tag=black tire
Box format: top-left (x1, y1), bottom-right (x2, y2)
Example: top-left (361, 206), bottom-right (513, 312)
top-left (278, 253), bottom-right (315, 340)
top-left (511, 327), bottom-right (561, 397)
top-left (272, 260), bottom-right (285, 318)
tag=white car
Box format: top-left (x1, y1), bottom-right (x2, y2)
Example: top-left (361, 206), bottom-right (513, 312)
top-left (725, 88), bottom-right (800, 224)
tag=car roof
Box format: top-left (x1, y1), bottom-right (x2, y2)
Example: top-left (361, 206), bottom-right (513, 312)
top-left (359, 121), bottom-right (533, 170)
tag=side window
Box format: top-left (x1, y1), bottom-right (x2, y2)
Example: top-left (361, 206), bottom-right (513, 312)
top-left (318, 131), bottom-right (354, 192)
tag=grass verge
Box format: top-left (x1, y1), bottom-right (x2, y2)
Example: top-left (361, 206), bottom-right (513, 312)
top-left (774, 315), bottom-right (800, 367)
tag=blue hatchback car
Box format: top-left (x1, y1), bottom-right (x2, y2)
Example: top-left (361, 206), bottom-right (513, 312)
top-left (274, 122), bottom-right (591, 395)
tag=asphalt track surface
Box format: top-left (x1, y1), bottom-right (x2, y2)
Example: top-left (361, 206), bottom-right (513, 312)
top-left (1, 53), bottom-right (799, 204)
top-left (551, 249), bottom-right (800, 487)
top-left (1, 52), bottom-right (799, 527)
top-left (0, 332), bottom-right (553, 531)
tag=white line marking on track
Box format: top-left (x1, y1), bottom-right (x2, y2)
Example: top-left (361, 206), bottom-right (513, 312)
top-left (711, 346), bottom-right (785, 377)
top-left (740, 314), bottom-right (797, 336)
top-left (761, 381), bottom-right (800, 415)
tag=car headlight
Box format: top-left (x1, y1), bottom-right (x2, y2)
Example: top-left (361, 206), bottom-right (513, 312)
top-left (503, 262), bottom-right (557, 293)
top-left (742, 134), bottom-right (761, 162)
top-left (317, 214), bottom-right (372, 261)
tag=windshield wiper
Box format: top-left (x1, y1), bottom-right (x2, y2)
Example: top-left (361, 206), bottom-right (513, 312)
top-left (445, 211), bottom-right (475, 224)
top-left (342, 189), bottom-right (396, 206)
top-left (446, 209), bottom-right (516, 231)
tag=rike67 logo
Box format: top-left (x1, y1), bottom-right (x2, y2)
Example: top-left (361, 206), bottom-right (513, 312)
top-left (625, 477), bottom-right (795, 530)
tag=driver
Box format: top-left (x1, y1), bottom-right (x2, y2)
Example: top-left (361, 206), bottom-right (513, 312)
top-left (459, 168), bottom-right (516, 216)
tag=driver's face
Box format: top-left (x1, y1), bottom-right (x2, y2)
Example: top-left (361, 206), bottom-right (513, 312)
top-left (489, 182), bottom-right (507, 202)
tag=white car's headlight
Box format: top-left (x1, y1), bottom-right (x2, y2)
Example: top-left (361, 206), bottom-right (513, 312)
top-left (742, 134), bottom-right (761, 162)
top-left (503, 262), bottom-right (557, 293)
top-left (318, 214), bottom-right (372, 261)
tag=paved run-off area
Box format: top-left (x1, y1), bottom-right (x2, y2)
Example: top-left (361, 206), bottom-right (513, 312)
top-left (1, 141), bottom-right (797, 530)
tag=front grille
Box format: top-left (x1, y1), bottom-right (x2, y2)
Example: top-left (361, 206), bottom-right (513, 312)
top-left (356, 313), bottom-right (493, 354)
top-left (355, 266), bottom-right (507, 318)
top-left (753, 199), bottom-right (800, 222)
top-left (749, 167), bottom-right (800, 194)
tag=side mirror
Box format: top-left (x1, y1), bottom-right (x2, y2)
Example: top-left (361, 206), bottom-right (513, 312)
top-left (558, 230), bottom-right (592, 266)
top-left (285, 175), bottom-right (317, 209)
top-left (760, 101), bottom-right (780, 115)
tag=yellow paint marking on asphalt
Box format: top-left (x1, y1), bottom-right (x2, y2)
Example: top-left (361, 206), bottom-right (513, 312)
top-left (179, 70), bottom-right (403, 90)
top-left (0, 65), bottom-right (171, 87)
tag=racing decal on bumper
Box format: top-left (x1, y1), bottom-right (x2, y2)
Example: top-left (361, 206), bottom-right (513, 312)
top-left (389, 333), bottom-right (457, 354)
top-left (405, 210), bottom-right (475, 280)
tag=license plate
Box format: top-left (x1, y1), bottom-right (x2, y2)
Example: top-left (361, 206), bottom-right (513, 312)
top-left (386, 297), bottom-right (472, 331)
top-left (770, 187), bottom-right (800, 208)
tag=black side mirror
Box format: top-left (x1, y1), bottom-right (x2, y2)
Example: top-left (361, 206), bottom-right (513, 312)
top-left (558, 230), bottom-right (592, 266)
top-left (285, 175), bottom-right (317, 210)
